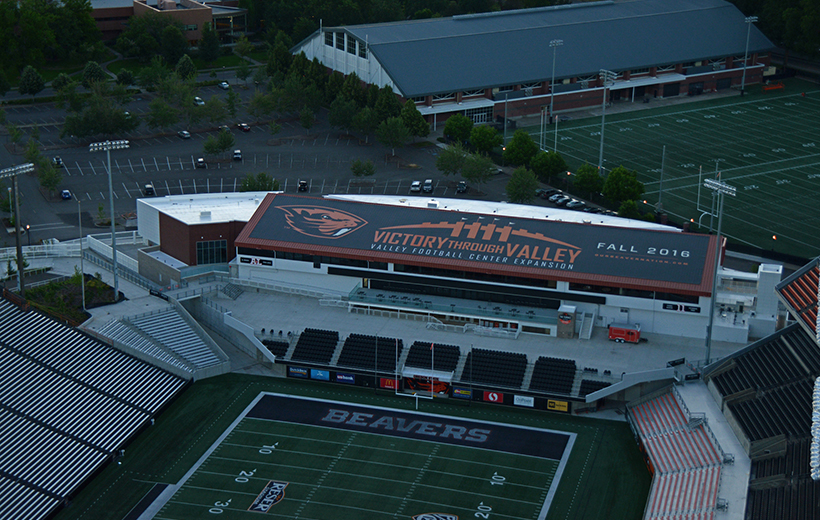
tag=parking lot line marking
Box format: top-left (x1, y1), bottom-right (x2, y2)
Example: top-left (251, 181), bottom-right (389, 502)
top-left (122, 182), bottom-right (131, 198)
top-left (153, 157), bottom-right (159, 171)
top-left (178, 179), bottom-right (183, 193)
top-left (141, 158), bottom-right (147, 171)
top-left (88, 161), bottom-right (96, 175)
top-left (165, 180), bottom-right (171, 195)
top-left (128, 159), bottom-right (134, 174)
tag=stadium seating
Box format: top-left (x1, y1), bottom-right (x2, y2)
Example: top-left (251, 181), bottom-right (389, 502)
top-left (336, 334), bottom-right (404, 372)
top-left (529, 356), bottom-right (577, 395)
top-left (578, 379), bottom-right (612, 397)
top-left (404, 341), bottom-right (460, 373)
top-left (261, 339), bottom-right (290, 359)
top-left (0, 297), bottom-right (187, 520)
top-left (747, 479), bottom-right (820, 520)
top-left (460, 348), bottom-right (527, 388)
top-left (290, 328), bottom-right (339, 364)
top-left (629, 391), bottom-right (723, 519)
top-left (127, 308), bottom-right (222, 369)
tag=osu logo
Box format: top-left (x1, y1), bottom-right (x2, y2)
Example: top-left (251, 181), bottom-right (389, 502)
top-left (279, 205), bottom-right (367, 239)
top-left (413, 514), bottom-right (459, 520)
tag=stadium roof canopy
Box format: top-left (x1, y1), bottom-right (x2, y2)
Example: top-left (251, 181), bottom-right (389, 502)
top-left (236, 193), bottom-right (718, 296)
top-left (776, 257), bottom-right (820, 343)
top-left (311, 0), bottom-right (774, 97)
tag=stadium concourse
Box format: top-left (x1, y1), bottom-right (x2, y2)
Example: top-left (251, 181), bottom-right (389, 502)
top-left (33, 251), bottom-right (752, 520)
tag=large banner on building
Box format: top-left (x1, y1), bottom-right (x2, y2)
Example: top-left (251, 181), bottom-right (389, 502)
top-left (239, 195), bottom-right (713, 288)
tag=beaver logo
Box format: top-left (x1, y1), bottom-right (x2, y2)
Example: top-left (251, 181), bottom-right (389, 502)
top-left (279, 205), bottom-right (368, 239)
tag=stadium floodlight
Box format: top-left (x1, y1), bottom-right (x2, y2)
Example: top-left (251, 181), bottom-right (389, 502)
top-left (598, 69), bottom-right (617, 173)
top-left (549, 39), bottom-right (563, 153)
top-left (704, 178), bottom-right (736, 364)
top-left (89, 140), bottom-right (130, 302)
top-left (740, 16), bottom-right (758, 95)
top-left (0, 162), bottom-right (35, 295)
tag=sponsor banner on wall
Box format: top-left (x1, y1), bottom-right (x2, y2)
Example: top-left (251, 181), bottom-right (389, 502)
top-left (310, 369), bottom-right (330, 381)
top-left (452, 387), bottom-right (473, 400)
top-left (288, 366), bottom-right (308, 379)
top-left (514, 395), bottom-right (535, 407)
top-left (380, 378), bottom-right (398, 390)
top-left (483, 391), bottom-right (503, 403)
top-left (547, 399), bottom-right (569, 412)
top-left (335, 373), bottom-right (355, 384)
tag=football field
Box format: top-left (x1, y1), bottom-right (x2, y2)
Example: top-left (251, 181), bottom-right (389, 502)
top-left (531, 80), bottom-right (820, 260)
top-left (154, 393), bottom-right (574, 520)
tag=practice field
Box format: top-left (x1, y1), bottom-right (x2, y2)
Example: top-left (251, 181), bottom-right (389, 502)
top-left (531, 79), bottom-right (820, 260)
top-left (154, 393), bottom-right (574, 520)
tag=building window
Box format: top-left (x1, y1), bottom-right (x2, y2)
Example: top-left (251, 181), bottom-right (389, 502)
top-left (183, 24), bottom-right (197, 31)
top-left (358, 43), bottom-right (367, 59)
top-left (630, 67), bottom-right (650, 75)
top-left (411, 95), bottom-right (426, 103)
top-left (521, 82), bottom-right (541, 89)
top-left (465, 106), bottom-right (493, 124)
top-left (347, 37), bottom-right (356, 54)
top-left (336, 32), bottom-right (345, 50)
top-left (196, 240), bottom-right (227, 265)
top-left (432, 92), bottom-right (455, 101)
top-left (657, 64), bottom-right (676, 72)
top-left (495, 84), bottom-right (515, 93)
top-left (325, 32), bottom-right (333, 46)
top-left (462, 89), bottom-right (484, 97)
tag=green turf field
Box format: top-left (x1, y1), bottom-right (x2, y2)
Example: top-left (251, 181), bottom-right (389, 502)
top-left (156, 394), bottom-right (568, 519)
top-left (528, 79), bottom-right (820, 260)
top-left (53, 375), bottom-right (651, 520)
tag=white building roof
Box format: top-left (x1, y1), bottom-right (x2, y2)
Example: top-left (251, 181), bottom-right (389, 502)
top-left (138, 192), bottom-right (273, 226)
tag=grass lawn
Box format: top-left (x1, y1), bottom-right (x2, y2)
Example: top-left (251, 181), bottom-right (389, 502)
top-left (523, 78), bottom-right (820, 260)
top-left (54, 375), bottom-right (650, 520)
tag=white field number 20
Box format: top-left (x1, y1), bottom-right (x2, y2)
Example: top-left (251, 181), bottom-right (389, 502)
top-left (475, 502), bottom-right (493, 519)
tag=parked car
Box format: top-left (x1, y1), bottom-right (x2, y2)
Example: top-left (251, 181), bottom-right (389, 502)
top-left (218, 125), bottom-right (230, 133)
top-left (554, 195), bottom-right (572, 206)
top-left (195, 158), bottom-right (206, 168)
top-left (177, 130), bottom-right (191, 139)
top-left (423, 179), bottom-right (433, 193)
top-left (548, 192), bottom-right (565, 202)
top-left (60, 189), bottom-right (72, 200)
top-left (233, 150), bottom-right (242, 161)
top-left (237, 123), bottom-right (250, 132)
top-left (566, 199), bottom-right (586, 209)
top-left (456, 181), bottom-right (468, 193)
top-left (298, 180), bottom-right (308, 192)
top-left (539, 188), bottom-right (560, 199)
top-left (144, 184), bottom-right (155, 196)
top-left (52, 156), bottom-right (63, 168)
top-left (218, 81), bottom-right (230, 90)
top-left (410, 180), bottom-right (421, 193)
top-left (193, 96), bottom-right (205, 106)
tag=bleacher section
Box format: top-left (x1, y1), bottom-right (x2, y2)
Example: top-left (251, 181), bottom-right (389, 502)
top-left (529, 356), bottom-right (577, 394)
top-left (628, 391), bottom-right (723, 519)
top-left (579, 379), bottom-right (612, 397)
top-left (261, 339), bottom-right (289, 359)
top-left (99, 319), bottom-right (194, 375)
top-left (0, 297), bottom-right (187, 520)
top-left (127, 308), bottom-right (222, 369)
top-left (291, 328), bottom-right (339, 364)
top-left (704, 322), bottom-right (820, 520)
top-left (776, 258), bottom-right (819, 340)
top-left (460, 348), bottom-right (527, 388)
top-left (337, 334), bottom-right (404, 372)
top-left (404, 341), bottom-right (460, 373)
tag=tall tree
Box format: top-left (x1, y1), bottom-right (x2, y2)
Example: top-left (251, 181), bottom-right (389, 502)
top-left (204, 96), bottom-right (228, 125)
top-left (235, 34), bottom-right (254, 57)
top-left (225, 88), bottom-right (240, 118)
top-left (236, 59), bottom-right (252, 85)
top-left (300, 106), bottom-right (315, 133)
top-left (18, 66), bottom-right (45, 99)
top-left (175, 54), bottom-right (197, 81)
top-left (529, 150), bottom-right (567, 183)
top-left (469, 125), bottom-right (502, 155)
top-left (82, 61), bottom-right (106, 89)
top-left (352, 106), bottom-right (378, 143)
top-left (341, 72), bottom-right (366, 107)
top-left (461, 153), bottom-right (496, 191)
top-left (199, 22), bottom-right (221, 64)
top-left (401, 100), bottom-right (429, 139)
top-left (376, 116), bottom-right (410, 156)
top-left (329, 95), bottom-right (357, 134)
top-left (506, 167), bottom-right (539, 204)
top-left (602, 165), bottom-right (645, 205)
top-left (443, 113), bottom-right (473, 143)
top-left (351, 159), bottom-right (376, 177)
top-left (572, 163), bottom-right (604, 199)
top-left (503, 130), bottom-right (538, 166)
top-left (145, 98), bottom-right (180, 131)
top-left (436, 142), bottom-right (468, 176)
top-left (374, 85), bottom-right (402, 122)
top-left (240, 172), bottom-right (279, 192)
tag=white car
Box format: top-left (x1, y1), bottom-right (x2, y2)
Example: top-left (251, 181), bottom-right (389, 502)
top-left (233, 150), bottom-right (242, 161)
top-left (193, 96), bottom-right (205, 106)
top-left (410, 180), bottom-right (421, 193)
top-left (218, 81), bottom-right (230, 90)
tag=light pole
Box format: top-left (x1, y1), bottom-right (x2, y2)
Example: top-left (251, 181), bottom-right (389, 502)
top-left (549, 39), bottom-right (563, 153)
top-left (0, 163), bottom-right (35, 296)
top-left (740, 16), bottom-right (758, 95)
top-left (78, 199), bottom-right (86, 312)
top-left (25, 224), bottom-right (30, 247)
top-left (704, 178), bottom-right (736, 364)
top-left (598, 69), bottom-right (617, 173)
top-left (89, 140), bottom-right (129, 302)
